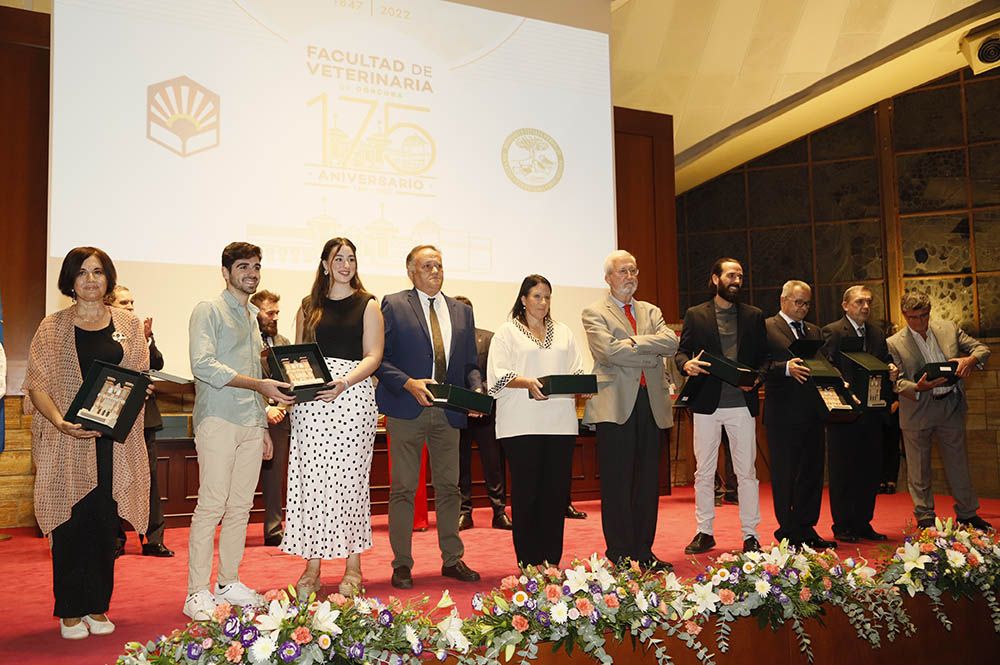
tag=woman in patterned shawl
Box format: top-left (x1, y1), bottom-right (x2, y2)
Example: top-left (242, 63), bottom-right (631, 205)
top-left (23, 247), bottom-right (150, 639)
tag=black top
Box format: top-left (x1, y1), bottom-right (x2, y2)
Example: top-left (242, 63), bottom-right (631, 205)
top-left (314, 292), bottom-right (374, 360)
top-left (75, 322), bottom-right (124, 377)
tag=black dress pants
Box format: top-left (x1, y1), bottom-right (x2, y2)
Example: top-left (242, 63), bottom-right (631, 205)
top-left (827, 414), bottom-right (882, 535)
top-left (260, 422), bottom-right (290, 540)
top-left (596, 387), bottom-right (663, 564)
top-left (118, 428), bottom-right (166, 548)
top-left (51, 437), bottom-right (118, 618)
top-left (767, 420), bottom-right (825, 542)
top-left (459, 418), bottom-right (506, 517)
top-left (500, 434), bottom-right (574, 567)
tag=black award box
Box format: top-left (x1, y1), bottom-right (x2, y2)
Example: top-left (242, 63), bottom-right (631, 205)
top-left (788, 338), bottom-right (862, 423)
top-left (701, 351), bottom-right (758, 387)
top-left (65, 360), bottom-right (151, 442)
top-left (841, 351), bottom-right (892, 410)
top-left (538, 374), bottom-right (598, 396)
top-left (266, 343), bottom-right (333, 402)
top-left (919, 361), bottom-right (960, 386)
top-left (427, 383), bottom-right (495, 415)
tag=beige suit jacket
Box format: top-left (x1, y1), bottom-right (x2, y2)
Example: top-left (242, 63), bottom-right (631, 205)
top-left (886, 320), bottom-right (990, 430)
top-left (581, 294), bottom-right (678, 428)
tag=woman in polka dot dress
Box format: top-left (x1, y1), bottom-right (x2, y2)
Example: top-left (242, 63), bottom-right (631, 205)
top-left (281, 237), bottom-right (384, 598)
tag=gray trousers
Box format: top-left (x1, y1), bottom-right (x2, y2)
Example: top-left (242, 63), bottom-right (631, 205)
top-left (260, 422), bottom-right (290, 539)
top-left (901, 395), bottom-right (979, 520)
top-left (386, 408), bottom-right (464, 570)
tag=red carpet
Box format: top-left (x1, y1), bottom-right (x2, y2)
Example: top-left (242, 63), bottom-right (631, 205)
top-left (2, 484), bottom-right (997, 664)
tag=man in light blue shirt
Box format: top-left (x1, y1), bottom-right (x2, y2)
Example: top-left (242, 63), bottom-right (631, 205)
top-left (183, 242), bottom-right (293, 620)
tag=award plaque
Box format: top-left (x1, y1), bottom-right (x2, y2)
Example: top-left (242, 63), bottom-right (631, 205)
top-left (266, 343), bottom-right (333, 402)
top-left (700, 351), bottom-right (758, 387)
top-left (920, 361), bottom-right (960, 386)
top-left (841, 351), bottom-right (892, 411)
top-left (538, 374), bottom-right (598, 396)
top-left (427, 382), bottom-right (495, 415)
top-left (65, 360), bottom-right (151, 442)
top-left (786, 338), bottom-right (862, 423)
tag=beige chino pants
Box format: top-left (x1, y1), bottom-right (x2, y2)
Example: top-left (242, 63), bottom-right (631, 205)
top-left (187, 416), bottom-right (264, 593)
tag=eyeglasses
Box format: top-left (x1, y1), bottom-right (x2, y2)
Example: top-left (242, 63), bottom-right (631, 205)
top-left (615, 267), bottom-right (639, 277)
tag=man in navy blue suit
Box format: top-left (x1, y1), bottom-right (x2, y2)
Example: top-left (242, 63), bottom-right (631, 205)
top-left (376, 244), bottom-right (481, 589)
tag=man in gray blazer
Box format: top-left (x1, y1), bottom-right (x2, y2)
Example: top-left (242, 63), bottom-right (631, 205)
top-left (887, 290), bottom-right (991, 530)
top-left (582, 250), bottom-right (678, 571)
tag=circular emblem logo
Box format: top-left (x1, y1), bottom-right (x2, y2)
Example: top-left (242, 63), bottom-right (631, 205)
top-left (501, 128), bottom-right (564, 192)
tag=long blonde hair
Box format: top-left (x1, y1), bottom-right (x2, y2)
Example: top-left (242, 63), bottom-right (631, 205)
top-left (301, 237), bottom-right (369, 342)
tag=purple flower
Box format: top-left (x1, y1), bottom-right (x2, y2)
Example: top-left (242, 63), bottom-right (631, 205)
top-left (493, 605), bottom-right (504, 616)
top-left (590, 610), bottom-right (600, 625)
top-left (787, 571), bottom-right (799, 584)
top-left (412, 640), bottom-right (424, 656)
top-left (536, 610), bottom-right (551, 627)
top-left (239, 625), bottom-right (260, 647)
top-left (778, 594), bottom-right (790, 605)
top-left (526, 579), bottom-right (539, 594)
top-left (696, 574), bottom-right (707, 583)
top-left (562, 584), bottom-right (572, 595)
top-left (222, 616), bottom-right (241, 638)
top-left (186, 642), bottom-right (204, 659)
top-left (641, 616), bottom-right (653, 628)
top-left (648, 592), bottom-right (659, 607)
top-left (279, 641), bottom-right (301, 663)
top-left (589, 582), bottom-right (602, 595)
top-left (472, 593), bottom-right (484, 611)
top-left (525, 598), bottom-right (537, 611)
top-left (830, 566), bottom-right (843, 577)
top-left (378, 609), bottom-right (394, 626)
top-left (348, 642), bottom-right (365, 660)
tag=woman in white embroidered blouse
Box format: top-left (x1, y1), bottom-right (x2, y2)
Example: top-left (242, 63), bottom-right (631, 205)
top-left (487, 274), bottom-right (584, 567)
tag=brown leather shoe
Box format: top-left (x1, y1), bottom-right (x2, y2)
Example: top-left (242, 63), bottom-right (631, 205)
top-left (441, 560), bottom-right (480, 582)
top-left (492, 513), bottom-right (513, 530)
top-left (565, 505), bottom-right (587, 519)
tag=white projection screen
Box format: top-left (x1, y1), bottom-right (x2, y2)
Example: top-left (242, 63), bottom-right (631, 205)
top-left (48, 0), bottom-right (616, 375)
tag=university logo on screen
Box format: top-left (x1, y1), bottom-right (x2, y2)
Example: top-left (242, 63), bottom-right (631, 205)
top-left (146, 76), bottom-right (220, 157)
top-left (501, 128), bottom-right (564, 192)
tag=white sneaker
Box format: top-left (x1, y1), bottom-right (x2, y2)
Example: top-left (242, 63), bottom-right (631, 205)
top-left (60, 619), bottom-right (89, 640)
top-left (183, 589), bottom-right (218, 620)
top-left (81, 614), bottom-right (115, 635)
top-left (214, 581), bottom-right (261, 607)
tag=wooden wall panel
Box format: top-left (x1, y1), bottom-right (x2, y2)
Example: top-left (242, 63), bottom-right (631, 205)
top-left (613, 107), bottom-right (678, 321)
top-left (0, 7), bottom-right (49, 388)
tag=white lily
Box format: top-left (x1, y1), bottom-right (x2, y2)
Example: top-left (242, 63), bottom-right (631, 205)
top-left (661, 572), bottom-right (684, 593)
top-left (436, 612), bottom-right (470, 654)
top-left (635, 591), bottom-right (649, 612)
top-left (588, 553), bottom-right (617, 591)
top-left (686, 582), bottom-right (721, 614)
top-left (564, 565), bottom-right (591, 595)
top-left (311, 601), bottom-right (343, 636)
top-left (898, 541), bottom-right (931, 573)
top-left (436, 590), bottom-right (454, 609)
top-left (254, 600), bottom-right (285, 635)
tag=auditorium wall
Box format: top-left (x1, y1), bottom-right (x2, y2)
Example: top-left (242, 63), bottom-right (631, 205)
top-left (675, 66), bottom-right (1000, 498)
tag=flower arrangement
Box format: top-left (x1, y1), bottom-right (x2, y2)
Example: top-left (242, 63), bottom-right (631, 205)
top-left (466, 553), bottom-right (709, 665)
top-left (692, 541), bottom-right (913, 662)
top-left (118, 587), bottom-right (464, 665)
top-left (119, 527), bottom-right (1000, 665)
top-left (881, 517), bottom-right (1000, 632)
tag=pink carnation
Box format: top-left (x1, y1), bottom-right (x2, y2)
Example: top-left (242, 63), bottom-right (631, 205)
top-left (544, 567), bottom-right (562, 579)
top-left (328, 593), bottom-right (349, 606)
top-left (545, 585), bottom-right (563, 602)
top-left (684, 620), bottom-right (702, 636)
top-left (263, 589), bottom-right (286, 602)
top-left (212, 603), bottom-right (233, 623)
top-left (501, 576), bottom-right (520, 591)
top-left (799, 588), bottom-right (812, 602)
top-left (822, 578), bottom-right (832, 590)
top-left (920, 542), bottom-right (936, 553)
top-left (575, 598), bottom-right (594, 615)
top-left (292, 626), bottom-right (313, 645)
top-left (603, 594), bottom-right (620, 609)
top-left (717, 553), bottom-right (737, 563)
top-left (718, 589), bottom-right (736, 605)
top-left (225, 643), bottom-right (244, 663)
top-left (512, 615), bottom-right (529, 633)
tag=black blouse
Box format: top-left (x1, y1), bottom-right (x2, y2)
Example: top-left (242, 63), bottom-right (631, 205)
top-left (314, 292), bottom-right (374, 361)
top-left (75, 322), bottom-right (124, 377)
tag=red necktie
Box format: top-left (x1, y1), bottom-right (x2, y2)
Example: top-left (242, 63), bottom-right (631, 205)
top-left (624, 304), bottom-right (646, 387)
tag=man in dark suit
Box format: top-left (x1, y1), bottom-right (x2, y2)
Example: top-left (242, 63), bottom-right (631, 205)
top-left (453, 296), bottom-right (511, 531)
top-left (375, 245), bottom-right (481, 589)
top-left (675, 258), bottom-right (767, 555)
top-left (763, 281), bottom-right (836, 549)
top-left (251, 289), bottom-right (291, 547)
top-left (109, 286), bottom-right (174, 557)
top-left (887, 290), bottom-right (991, 530)
top-left (821, 285), bottom-right (897, 543)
